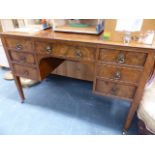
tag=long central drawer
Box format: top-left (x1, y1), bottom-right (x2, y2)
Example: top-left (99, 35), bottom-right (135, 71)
top-left (34, 41), bottom-right (96, 61)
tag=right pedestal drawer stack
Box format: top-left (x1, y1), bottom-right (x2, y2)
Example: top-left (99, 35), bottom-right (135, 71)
top-left (94, 47), bottom-right (147, 101)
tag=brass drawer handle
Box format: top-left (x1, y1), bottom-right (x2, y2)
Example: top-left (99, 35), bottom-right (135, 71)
top-left (114, 71), bottom-right (121, 80)
top-left (111, 86), bottom-right (117, 94)
top-left (16, 43), bottom-right (23, 50)
top-left (117, 53), bottom-right (125, 64)
top-left (46, 45), bottom-right (52, 53)
top-left (75, 49), bottom-right (82, 58)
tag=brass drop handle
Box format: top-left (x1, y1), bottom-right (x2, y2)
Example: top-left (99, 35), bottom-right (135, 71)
top-left (114, 71), bottom-right (121, 80)
top-left (75, 48), bottom-right (82, 57)
top-left (111, 86), bottom-right (117, 94)
top-left (46, 45), bottom-right (52, 53)
top-left (117, 53), bottom-right (125, 64)
top-left (16, 43), bottom-right (23, 50)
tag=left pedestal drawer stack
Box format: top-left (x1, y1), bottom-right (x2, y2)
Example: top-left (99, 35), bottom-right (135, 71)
top-left (2, 36), bottom-right (39, 80)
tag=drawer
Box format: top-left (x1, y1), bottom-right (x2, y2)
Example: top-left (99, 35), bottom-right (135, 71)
top-left (35, 41), bottom-right (96, 61)
top-left (99, 49), bottom-right (147, 67)
top-left (13, 64), bottom-right (38, 80)
top-left (95, 80), bottom-right (136, 100)
top-left (5, 37), bottom-right (32, 51)
top-left (96, 64), bottom-right (142, 85)
top-left (10, 51), bottom-right (35, 65)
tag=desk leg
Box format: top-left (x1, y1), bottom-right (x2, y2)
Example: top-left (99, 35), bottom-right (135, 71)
top-left (123, 52), bottom-right (155, 132)
top-left (123, 101), bottom-right (139, 133)
top-left (14, 76), bottom-right (25, 103)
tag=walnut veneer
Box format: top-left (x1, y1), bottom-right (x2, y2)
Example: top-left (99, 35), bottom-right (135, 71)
top-left (1, 29), bottom-right (155, 133)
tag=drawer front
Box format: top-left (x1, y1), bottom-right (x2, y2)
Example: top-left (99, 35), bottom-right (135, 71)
top-left (35, 41), bottom-right (96, 61)
top-left (95, 80), bottom-right (136, 99)
top-left (10, 51), bottom-right (35, 65)
top-left (5, 37), bottom-right (32, 51)
top-left (13, 64), bottom-right (38, 80)
top-left (99, 49), bottom-right (147, 67)
top-left (96, 64), bottom-right (142, 84)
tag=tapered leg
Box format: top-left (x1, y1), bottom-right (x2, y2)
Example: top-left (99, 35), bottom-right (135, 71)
top-left (123, 101), bottom-right (139, 133)
top-left (123, 53), bottom-right (155, 132)
top-left (13, 75), bottom-right (25, 103)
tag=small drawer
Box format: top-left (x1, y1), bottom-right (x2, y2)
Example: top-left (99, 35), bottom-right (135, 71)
top-left (96, 64), bottom-right (142, 85)
top-left (5, 37), bottom-right (32, 51)
top-left (13, 64), bottom-right (38, 80)
top-left (35, 41), bottom-right (96, 61)
top-left (10, 51), bottom-right (35, 65)
top-left (99, 49), bottom-right (147, 67)
top-left (95, 80), bottom-right (136, 100)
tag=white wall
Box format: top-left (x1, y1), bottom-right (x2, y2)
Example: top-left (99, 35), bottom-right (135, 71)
top-left (0, 42), bottom-right (9, 67)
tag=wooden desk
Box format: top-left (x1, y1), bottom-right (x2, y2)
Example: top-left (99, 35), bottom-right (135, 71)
top-left (1, 29), bottom-right (155, 133)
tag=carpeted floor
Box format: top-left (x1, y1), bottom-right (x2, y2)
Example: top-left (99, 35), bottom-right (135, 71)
top-left (0, 68), bottom-right (139, 135)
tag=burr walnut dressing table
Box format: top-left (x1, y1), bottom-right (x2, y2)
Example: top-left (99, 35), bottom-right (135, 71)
top-left (1, 29), bottom-right (155, 133)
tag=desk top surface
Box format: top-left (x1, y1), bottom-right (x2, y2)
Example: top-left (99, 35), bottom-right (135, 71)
top-left (1, 29), bottom-right (155, 50)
